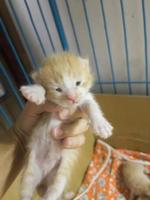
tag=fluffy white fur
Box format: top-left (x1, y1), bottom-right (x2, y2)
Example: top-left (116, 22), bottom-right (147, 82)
top-left (20, 53), bottom-right (113, 200)
top-left (20, 85), bottom-right (46, 105)
top-left (20, 84), bottom-right (113, 200)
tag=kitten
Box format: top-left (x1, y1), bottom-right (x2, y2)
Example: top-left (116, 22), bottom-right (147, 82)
top-left (122, 161), bottom-right (150, 200)
top-left (20, 52), bottom-right (113, 200)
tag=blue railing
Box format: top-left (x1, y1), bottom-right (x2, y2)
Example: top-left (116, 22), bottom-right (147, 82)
top-left (2, 0), bottom-right (150, 126)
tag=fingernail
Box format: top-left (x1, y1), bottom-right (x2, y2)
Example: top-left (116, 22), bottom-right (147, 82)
top-left (53, 127), bottom-right (63, 138)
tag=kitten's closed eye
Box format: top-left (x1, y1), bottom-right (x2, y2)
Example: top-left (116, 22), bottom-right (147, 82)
top-left (76, 81), bottom-right (81, 86)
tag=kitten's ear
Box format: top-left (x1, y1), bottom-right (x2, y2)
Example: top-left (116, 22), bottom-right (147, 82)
top-left (79, 58), bottom-right (89, 68)
top-left (20, 84), bottom-right (46, 105)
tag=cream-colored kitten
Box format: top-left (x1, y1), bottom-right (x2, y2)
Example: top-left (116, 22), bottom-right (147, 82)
top-left (20, 53), bottom-right (113, 200)
top-left (122, 161), bottom-right (150, 200)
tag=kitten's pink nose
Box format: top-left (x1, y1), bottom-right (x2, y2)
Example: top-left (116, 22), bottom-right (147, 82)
top-left (67, 95), bottom-right (76, 104)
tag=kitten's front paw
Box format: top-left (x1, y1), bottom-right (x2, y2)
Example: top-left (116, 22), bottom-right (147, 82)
top-left (20, 85), bottom-right (46, 105)
top-left (92, 117), bottom-right (113, 139)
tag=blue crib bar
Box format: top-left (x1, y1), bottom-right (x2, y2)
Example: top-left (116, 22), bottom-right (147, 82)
top-left (0, 105), bottom-right (13, 128)
top-left (48, 0), bottom-right (69, 50)
top-left (0, 18), bottom-right (31, 84)
top-left (0, 61), bottom-right (24, 109)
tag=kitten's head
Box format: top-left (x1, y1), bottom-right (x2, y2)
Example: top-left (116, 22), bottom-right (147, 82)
top-left (32, 52), bottom-right (93, 107)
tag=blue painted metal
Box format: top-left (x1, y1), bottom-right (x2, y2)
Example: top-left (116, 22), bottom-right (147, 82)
top-left (0, 106), bottom-right (13, 127)
top-left (48, 0), bottom-right (69, 50)
top-left (0, 18), bottom-right (31, 84)
top-left (24, 0), bottom-right (47, 56)
top-left (5, 0), bottom-right (150, 96)
top-left (99, 0), bottom-right (117, 94)
top-left (8, 0), bottom-right (37, 68)
top-left (37, 0), bottom-right (55, 52)
top-left (65, 0), bottom-right (81, 54)
top-left (0, 62), bottom-right (24, 109)
top-left (82, 0), bottom-right (103, 93)
top-left (141, 0), bottom-right (149, 96)
top-left (120, 0), bottom-right (132, 94)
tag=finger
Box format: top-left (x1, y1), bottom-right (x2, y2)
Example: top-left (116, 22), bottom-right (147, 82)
top-left (61, 118), bottom-right (89, 137)
top-left (62, 134), bottom-right (86, 149)
top-left (58, 108), bottom-right (87, 121)
top-left (41, 101), bottom-right (61, 113)
top-left (52, 127), bottom-right (63, 139)
top-left (52, 118), bottom-right (89, 139)
top-left (70, 108), bottom-right (87, 120)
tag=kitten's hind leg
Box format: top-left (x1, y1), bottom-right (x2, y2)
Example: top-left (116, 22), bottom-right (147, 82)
top-left (37, 161), bottom-right (59, 198)
top-left (42, 149), bottom-right (78, 200)
top-left (21, 152), bottom-right (43, 200)
top-left (42, 174), bottom-right (67, 200)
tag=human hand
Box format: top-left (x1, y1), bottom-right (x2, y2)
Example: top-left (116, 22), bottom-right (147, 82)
top-left (14, 101), bottom-right (89, 148)
top-left (53, 108), bottom-right (89, 148)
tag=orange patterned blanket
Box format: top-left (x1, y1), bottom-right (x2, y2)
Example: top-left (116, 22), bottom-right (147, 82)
top-left (75, 141), bottom-right (150, 200)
